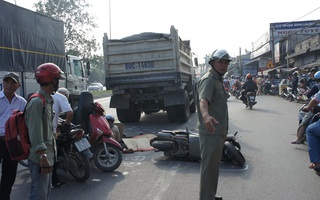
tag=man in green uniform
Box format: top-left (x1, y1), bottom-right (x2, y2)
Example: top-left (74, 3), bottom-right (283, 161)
top-left (197, 49), bottom-right (231, 200)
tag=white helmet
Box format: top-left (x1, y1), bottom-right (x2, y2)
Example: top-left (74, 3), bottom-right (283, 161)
top-left (57, 87), bottom-right (70, 98)
top-left (209, 49), bottom-right (232, 63)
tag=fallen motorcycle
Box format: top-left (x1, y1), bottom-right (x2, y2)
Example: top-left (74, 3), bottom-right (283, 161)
top-left (73, 91), bottom-right (123, 172)
top-left (149, 128), bottom-right (246, 167)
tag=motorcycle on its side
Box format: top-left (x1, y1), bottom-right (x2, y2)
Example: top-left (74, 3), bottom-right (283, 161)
top-left (73, 92), bottom-right (123, 172)
top-left (55, 120), bottom-right (92, 182)
top-left (149, 128), bottom-right (246, 167)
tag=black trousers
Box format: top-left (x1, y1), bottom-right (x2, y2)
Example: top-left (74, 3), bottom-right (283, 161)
top-left (0, 138), bottom-right (18, 200)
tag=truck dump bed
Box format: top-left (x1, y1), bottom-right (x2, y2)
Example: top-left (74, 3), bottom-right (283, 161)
top-left (103, 26), bottom-right (194, 90)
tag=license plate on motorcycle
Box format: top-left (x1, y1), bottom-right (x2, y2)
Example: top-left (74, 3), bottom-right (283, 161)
top-left (249, 96), bottom-right (255, 100)
top-left (74, 138), bottom-right (91, 152)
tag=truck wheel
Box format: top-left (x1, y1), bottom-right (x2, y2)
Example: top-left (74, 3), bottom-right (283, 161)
top-left (127, 103), bottom-right (141, 122)
top-left (117, 109), bottom-right (128, 123)
top-left (178, 91), bottom-right (190, 122)
top-left (190, 100), bottom-right (196, 113)
top-left (167, 106), bottom-right (177, 122)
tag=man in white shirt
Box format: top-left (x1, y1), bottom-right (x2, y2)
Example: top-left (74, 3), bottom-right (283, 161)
top-left (51, 87), bottom-right (73, 188)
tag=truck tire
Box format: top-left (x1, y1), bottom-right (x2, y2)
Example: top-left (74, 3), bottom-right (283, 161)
top-left (167, 106), bottom-right (177, 122)
top-left (127, 103), bottom-right (141, 122)
top-left (190, 99), bottom-right (196, 113)
top-left (190, 88), bottom-right (197, 113)
top-left (117, 109), bottom-right (128, 123)
top-left (178, 91), bottom-right (190, 122)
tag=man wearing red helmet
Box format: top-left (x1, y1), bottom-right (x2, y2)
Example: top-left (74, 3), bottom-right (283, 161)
top-left (25, 63), bottom-right (65, 199)
top-left (240, 73), bottom-right (258, 106)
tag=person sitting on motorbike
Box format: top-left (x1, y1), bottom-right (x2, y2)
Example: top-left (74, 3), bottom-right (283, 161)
top-left (233, 76), bottom-right (241, 90)
top-left (291, 71), bottom-right (320, 144)
top-left (307, 68), bottom-right (317, 89)
top-left (106, 114), bottom-right (121, 142)
top-left (307, 71), bottom-right (320, 99)
top-left (300, 91), bottom-right (320, 175)
top-left (239, 73), bottom-right (258, 106)
top-left (106, 114), bottom-right (133, 153)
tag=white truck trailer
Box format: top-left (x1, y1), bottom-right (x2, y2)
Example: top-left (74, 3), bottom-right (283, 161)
top-left (103, 26), bottom-right (197, 122)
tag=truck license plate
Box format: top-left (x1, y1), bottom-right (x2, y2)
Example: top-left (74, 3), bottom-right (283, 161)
top-left (74, 138), bottom-right (91, 152)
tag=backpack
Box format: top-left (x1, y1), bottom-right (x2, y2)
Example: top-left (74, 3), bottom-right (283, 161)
top-left (5, 93), bottom-right (46, 161)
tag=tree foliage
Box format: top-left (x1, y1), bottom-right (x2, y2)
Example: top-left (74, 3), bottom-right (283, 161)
top-left (88, 55), bottom-right (105, 84)
top-left (34, 0), bottom-right (99, 59)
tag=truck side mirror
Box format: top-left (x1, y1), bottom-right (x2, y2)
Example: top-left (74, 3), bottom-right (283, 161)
top-left (194, 58), bottom-right (198, 67)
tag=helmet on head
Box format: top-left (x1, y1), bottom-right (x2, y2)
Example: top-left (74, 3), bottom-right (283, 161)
top-left (57, 87), bottom-right (70, 98)
top-left (293, 72), bottom-right (298, 76)
top-left (209, 49), bottom-right (232, 63)
top-left (35, 63), bottom-right (65, 85)
top-left (310, 68), bottom-right (317, 73)
top-left (246, 73), bottom-right (252, 79)
top-left (231, 75), bottom-right (235, 78)
top-left (314, 71), bottom-right (320, 80)
top-left (105, 114), bottom-right (115, 122)
top-left (236, 76), bottom-right (239, 79)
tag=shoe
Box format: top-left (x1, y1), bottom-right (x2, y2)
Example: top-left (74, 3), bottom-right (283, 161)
top-left (291, 140), bottom-right (303, 144)
top-left (309, 163), bottom-right (315, 169)
top-left (215, 196), bottom-right (223, 200)
top-left (52, 180), bottom-right (66, 188)
top-left (123, 148), bottom-right (134, 154)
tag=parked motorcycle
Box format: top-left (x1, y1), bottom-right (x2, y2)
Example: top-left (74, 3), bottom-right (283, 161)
top-left (263, 81), bottom-right (276, 95)
top-left (73, 91), bottom-right (123, 172)
top-left (18, 121), bottom-right (93, 183)
top-left (55, 120), bottom-right (91, 182)
top-left (149, 128), bottom-right (246, 167)
top-left (282, 86), bottom-right (292, 100)
top-left (294, 85), bottom-right (310, 103)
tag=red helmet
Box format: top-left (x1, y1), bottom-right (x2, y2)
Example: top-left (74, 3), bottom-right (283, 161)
top-left (35, 63), bottom-right (65, 85)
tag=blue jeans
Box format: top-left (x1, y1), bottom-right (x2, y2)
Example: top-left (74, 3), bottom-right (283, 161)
top-left (306, 120), bottom-right (320, 164)
top-left (28, 159), bottom-right (52, 200)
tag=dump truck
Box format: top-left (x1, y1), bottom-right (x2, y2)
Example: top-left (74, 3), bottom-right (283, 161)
top-left (103, 26), bottom-right (197, 122)
top-left (0, 1), bottom-right (89, 107)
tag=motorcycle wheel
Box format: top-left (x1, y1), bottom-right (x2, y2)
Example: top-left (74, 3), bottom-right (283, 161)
top-left (94, 144), bottom-right (122, 172)
top-left (18, 160), bottom-right (28, 167)
top-left (67, 152), bottom-right (91, 182)
top-left (223, 141), bottom-right (246, 167)
top-left (151, 140), bottom-right (173, 151)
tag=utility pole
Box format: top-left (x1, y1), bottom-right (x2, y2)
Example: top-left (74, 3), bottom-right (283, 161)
top-left (109, 0), bottom-right (112, 39)
top-left (239, 47), bottom-right (242, 77)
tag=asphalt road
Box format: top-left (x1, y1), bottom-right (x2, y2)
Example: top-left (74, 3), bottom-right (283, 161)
top-left (10, 94), bottom-right (320, 200)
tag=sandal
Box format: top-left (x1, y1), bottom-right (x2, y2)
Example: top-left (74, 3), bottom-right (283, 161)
top-left (291, 140), bottom-right (303, 144)
top-left (309, 163), bottom-right (315, 169)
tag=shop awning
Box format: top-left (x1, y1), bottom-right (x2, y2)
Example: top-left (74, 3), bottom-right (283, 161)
top-left (298, 61), bottom-right (320, 70)
top-left (242, 58), bottom-right (260, 66)
top-left (262, 65), bottom-right (286, 75)
top-left (280, 67), bottom-right (298, 73)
